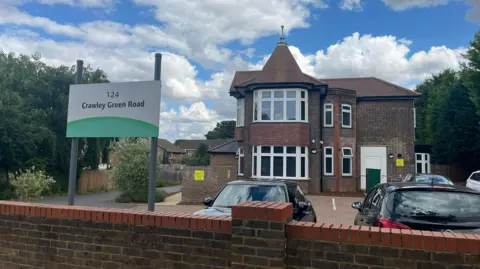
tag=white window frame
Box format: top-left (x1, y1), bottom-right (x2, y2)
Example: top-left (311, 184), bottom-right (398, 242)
top-left (237, 148), bottom-right (244, 176)
top-left (252, 146), bottom-right (308, 179)
top-left (413, 107), bottom-right (416, 129)
top-left (341, 104), bottom-right (352, 128)
top-left (415, 153), bottom-right (430, 174)
top-left (236, 98), bottom-right (245, 127)
top-left (324, 103), bottom-right (334, 127)
top-left (341, 147), bottom-right (353, 176)
top-left (324, 147), bottom-right (334, 176)
top-left (252, 89), bottom-right (308, 122)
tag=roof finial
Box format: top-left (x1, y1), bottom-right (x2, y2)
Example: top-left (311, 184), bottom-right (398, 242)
top-left (277, 25), bottom-right (287, 46)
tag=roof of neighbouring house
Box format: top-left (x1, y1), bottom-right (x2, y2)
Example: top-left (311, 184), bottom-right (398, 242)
top-left (229, 34), bottom-right (419, 98)
top-left (174, 139), bottom-right (232, 150)
top-left (157, 138), bottom-right (183, 153)
top-left (208, 140), bottom-right (238, 154)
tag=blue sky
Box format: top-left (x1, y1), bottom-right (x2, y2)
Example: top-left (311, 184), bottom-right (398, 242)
top-left (0, 0), bottom-right (478, 140)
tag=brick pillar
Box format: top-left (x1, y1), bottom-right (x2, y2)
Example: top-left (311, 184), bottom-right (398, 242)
top-left (231, 201), bottom-right (293, 269)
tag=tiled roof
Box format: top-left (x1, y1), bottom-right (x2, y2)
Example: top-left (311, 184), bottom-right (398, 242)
top-left (157, 139), bottom-right (183, 153)
top-left (208, 140), bottom-right (238, 154)
top-left (229, 40), bottom-right (419, 98)
top-left (322, 77), bottom-right (419, 97)
top-left (174, 139), bottom-right (232, 150)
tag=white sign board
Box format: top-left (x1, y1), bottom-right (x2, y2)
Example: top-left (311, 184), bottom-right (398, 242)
top-left (67, 81), bottom-right (161, 137)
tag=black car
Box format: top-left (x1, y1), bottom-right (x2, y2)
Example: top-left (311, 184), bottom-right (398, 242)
top-left (352, 182), bottom-right (480, 233)
top-left (403, 174), bottom-right (454, 185)
top-left (194, 179), bottom-right (317, 222)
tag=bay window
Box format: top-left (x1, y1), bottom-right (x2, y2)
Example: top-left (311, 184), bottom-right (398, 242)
top-left (324, 103), bottom-right (333, 127)
top-left (342, 104), bottom-right (352, 128)
top-left (253, 89), bottom-right (308, 122)
top-left (236, 98), bottom-right (245, 126)
top-left (342, 147), bottom-right (353, 176)
top-left (237, 148), bottom-right (244, 175)
top-left (252, 146), bottom-right (308, 179)
top-left (324, 147), bottom-right (334, 176)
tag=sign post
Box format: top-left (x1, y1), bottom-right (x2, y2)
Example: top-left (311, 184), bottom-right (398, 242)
top-left (66, 54), bottom-right (162, 209)
top-left (67, 60), bottom-right (83, 206)
top-left (148, 53), bottom-right (162, 211)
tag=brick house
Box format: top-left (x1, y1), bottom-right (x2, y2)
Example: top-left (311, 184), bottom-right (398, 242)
top-left (230, 35), bottom-right (419, 194)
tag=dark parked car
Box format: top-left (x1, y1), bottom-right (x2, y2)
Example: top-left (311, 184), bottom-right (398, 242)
top-left (352, 182), bottom-right (480, 233)
top-left (194, 179), bottom-right (317, 222)
top-left (403, 174), bottom-right (454, 185)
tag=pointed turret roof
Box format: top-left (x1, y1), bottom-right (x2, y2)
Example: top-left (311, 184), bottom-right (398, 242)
top-left (230, 26), bottom-right (326, 91)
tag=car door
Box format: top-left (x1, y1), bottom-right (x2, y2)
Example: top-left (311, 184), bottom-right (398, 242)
top-left (357, 187), bottom-right (383, 226)
top-left (355, 187), bottom-right (376, 225)
top-left (467, 172), bottom-right (480, 192)
top-left (295, 186), bottom-right (315, 222)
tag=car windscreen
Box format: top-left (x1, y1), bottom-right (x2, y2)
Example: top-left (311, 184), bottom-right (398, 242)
top-left (415, 175), bottom-right (452, 185)
top-left (384, 190), bottom-right (480, 224)
top-left (211, 184), bottom-right (287, 207)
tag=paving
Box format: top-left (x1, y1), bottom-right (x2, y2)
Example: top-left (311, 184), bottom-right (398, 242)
top-left (30, 185), bottom-right (182, 209)
top-left (31, 187), bottom-right (361, 225)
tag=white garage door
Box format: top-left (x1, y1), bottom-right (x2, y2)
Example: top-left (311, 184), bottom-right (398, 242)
top-left (360, 146), bottom-right (387, 190)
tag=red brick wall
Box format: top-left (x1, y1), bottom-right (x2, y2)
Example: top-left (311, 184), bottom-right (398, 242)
top-left (286, 223), bottom-right (480, 268)
top-left (1, 201), bottom-right (479, 269)
top-left (250, 123), bottom-right (310, 146)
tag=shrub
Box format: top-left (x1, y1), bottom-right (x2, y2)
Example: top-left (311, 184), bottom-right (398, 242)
top-left (109, 138), bottom-right (165, 203)
top-left (0, 182), bottom-right (17, 200)
top-left (115, 189), bottom-right (166, 203)
top-left (10, 168), bottom-right (55, 201)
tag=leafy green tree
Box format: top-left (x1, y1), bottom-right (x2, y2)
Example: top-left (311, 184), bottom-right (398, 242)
top-left (205, 120), bottom-right (236, 139)
top-left (108, 138), bottom-right (165, 203)
top-left (415, 69), bottom-right (459, 144)
top-left (430, 83), bottom-right (480, 170)
top-left (0, 51), bottom-right (114, 193)
top-left (181, 143), bottom-right (210, 166)
top-left (463, 29), bottom-right (480, 115)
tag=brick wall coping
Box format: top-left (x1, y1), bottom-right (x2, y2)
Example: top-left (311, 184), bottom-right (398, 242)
top-left (0, 201), bottom-right (232, 233)
top-left (231, 201), bottom-right (293, 221)
top-left (286, 221), bottom-right (480, 255)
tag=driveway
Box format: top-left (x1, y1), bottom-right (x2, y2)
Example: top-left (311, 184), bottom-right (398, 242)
top-left (308, 195), bottom-right (360, 225)
top-left (31, 185), bottom-right (182, 209)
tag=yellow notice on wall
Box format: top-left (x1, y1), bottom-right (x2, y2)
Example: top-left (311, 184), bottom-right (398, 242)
top-left (396, 159), bottom-right (405, 167)
top-left (194, 170), bottom-right (205, 181)
top-left (227, 169), bottom-right (231, 180)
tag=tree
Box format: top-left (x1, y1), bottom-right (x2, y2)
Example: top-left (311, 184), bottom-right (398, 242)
top-left (205, 120), bottom-right (236, 139)
top-left (108, 138), bottom-right (165, 203)
top-left (0, 51), bottom-right (114, 192)
top-left (415, 69), bottom-right (459, 144)
top-left (180, 143), bottom-right (210, 166)
top-left (430, 83), bottom-right (480, 170)
top-left (463, 29), bottom-right (480, 115)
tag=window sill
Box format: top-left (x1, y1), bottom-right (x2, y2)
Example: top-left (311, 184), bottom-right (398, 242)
top-left (341, 126), bottom-right (353, 129)
top-left (323, 125), bottom-right (334, 128)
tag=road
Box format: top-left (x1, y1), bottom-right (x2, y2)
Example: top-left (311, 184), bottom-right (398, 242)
top-left (31, 185), bottom-right (182, 209)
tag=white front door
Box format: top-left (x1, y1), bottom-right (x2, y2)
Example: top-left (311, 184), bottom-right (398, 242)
top-left (360, 146), bottom-right (387, 190)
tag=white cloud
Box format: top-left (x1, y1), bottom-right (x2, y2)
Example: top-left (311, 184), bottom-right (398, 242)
top-left (381, 0), bottom-right (450, 10)
top-left (340, 0), bottom-right (363, 11)
top-left (382, 0), bottom-right (480, 20)
top-left (250, 33), bottom-right (466, 88)
top-left (159, 102), bottom-right (221, 140)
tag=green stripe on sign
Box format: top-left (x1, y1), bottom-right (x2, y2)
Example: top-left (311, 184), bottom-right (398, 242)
top-left (66, 117), bottom-right (159, 138)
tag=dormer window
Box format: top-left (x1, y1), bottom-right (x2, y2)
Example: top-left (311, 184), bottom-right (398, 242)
top-left (253, 89), bottom-right (308, 122)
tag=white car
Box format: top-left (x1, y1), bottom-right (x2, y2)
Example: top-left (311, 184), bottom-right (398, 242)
top-left (466, 170), bottom-right (480, 192)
